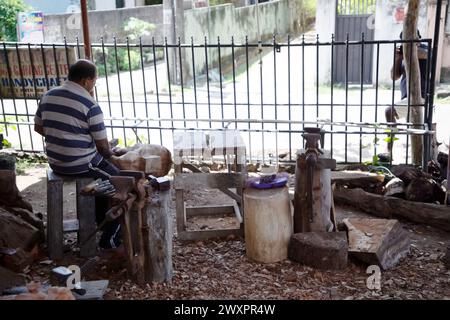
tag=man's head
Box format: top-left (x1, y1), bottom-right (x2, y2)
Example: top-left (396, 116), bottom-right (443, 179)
top-left (68, 59), bottom-right (97, 94)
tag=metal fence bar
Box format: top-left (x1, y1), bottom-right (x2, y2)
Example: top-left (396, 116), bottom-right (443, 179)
top-left (301, 34), bottom-right (305, 149)
top-left (139, 37), bottom-right (150, 144)
top-left (344, 34), bottom-right (349, 163)
top-left (2, 42), bottom-right (23, 150)
top-left (191, 37), bottom-right (199, 126)
top-left (178, 37), bottom-right (186, 129)
top-left (330, 34), bottom-right (335, 159)
top-left (273, 35), bottom-right (278, 131)
top-left (231, 37), bottom-right (237, 129)
top-left (374, 42), bottom-right (380, 161)
top-left (152, 37), bottom-right (163, 144)
top-left (390, 41), bottom-right (397, 165)
top-left (113, 37), bottom-right (126, 145)
top-left (15, 43), bottom-right (34, 151)
top-left (218, 37), bottom-right (224, 128)
top-left (164, 37), bottom-right (174, 146)
top-left (287, 35), bottom-right (292, 161)
top-left (0, 37), bottom-right (433, 166)
top-left (204, 36), bottom-right (212, 129)
top-left (316, 34), bottom-right (320, 124)
top-left (359, 33), bottom-right (365, 163)
top-left (245, 36), bottom-right (252, 162)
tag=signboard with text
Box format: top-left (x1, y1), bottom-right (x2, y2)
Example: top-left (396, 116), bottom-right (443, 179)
top-left (17, 11), bottom-right (44, 43)
top-left (0, 47), bottom-right (77, 99)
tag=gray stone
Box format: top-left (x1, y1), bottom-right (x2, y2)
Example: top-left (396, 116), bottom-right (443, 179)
top-left (288, 232), bottom-right (348, 270)
top-left (72, 280), bottom-right (109, 300)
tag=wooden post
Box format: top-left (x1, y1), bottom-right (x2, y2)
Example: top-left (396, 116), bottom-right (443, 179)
top-left (47, 170), bottom-right (64, 260)
top-left (403, 0), bottom-right (423, 165)
top-left (80, 0), bottom-right (91, 60)
top-left (146, 190), bottom-right (173, 283)
top-left (76, 178), bottom-right (96, 257)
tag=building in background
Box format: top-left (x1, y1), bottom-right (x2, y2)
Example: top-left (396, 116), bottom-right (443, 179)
top-left (23, 0), bottom-right (81, 14)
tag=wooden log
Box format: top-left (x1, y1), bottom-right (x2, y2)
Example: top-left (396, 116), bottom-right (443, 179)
top-left (391, 165), bottom-right (422, 186)
top-left (146, 190), bottom-right (173, 283)
top-left (0, 154), bottom-right (15, 170)
top-left (405, 177), bottom-right (445, 204)
top-left (1, 247), bottom-right (33, 273)
top-left (174, 173), bottom-right (243, 190)
top-left (294, 154), bottom-right (333, 233)
top-left (0, 208), bottom-right (41, 251)
top-left (0, 170), bottom-right (33, 213)
top-left (5, 207), bottom-right (43, 231)
top-left (334, 188), bottom-right (450, 232)
top-left (331, 171), bottom-right (385, 190)
top-left (343, 218), bottom-right (410, 270)
top-left (244, 187), bottom-right (293, 263)
top-left (0, 266), bottom-right (25, 294)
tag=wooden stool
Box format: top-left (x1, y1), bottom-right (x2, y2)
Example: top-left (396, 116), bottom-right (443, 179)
top-left (46, 169), bottom-right (97, 260)
top-left (173, 130), bottom-right (247, 240)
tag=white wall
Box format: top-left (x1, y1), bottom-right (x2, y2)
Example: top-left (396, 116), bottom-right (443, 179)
top-left (183, 0), bottom-right (292, 79)
top-left (373, 0), bottom-right (429, 84)
top-left (94, 0), bottom-right (116, 11)
top-left (316, 0), bottom-right (336, 84)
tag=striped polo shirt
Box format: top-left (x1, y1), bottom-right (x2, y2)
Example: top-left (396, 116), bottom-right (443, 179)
top-left (34, 81), bottom-right (107, 175)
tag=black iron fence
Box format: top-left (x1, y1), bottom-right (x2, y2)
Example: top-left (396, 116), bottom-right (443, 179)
top-left (0, 35), bottom-right (435, 166)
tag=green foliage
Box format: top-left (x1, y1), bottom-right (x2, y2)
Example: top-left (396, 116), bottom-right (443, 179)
top-left (2, 138), bottom-right (11, 148)
top-left (209, 0), bottom-right (233, 6)
top-left (94, 47), bottom-right (141, 77)
top-left (15, 156), bottom-right (47, 175)
top-left (383, 136), bottom-right (399, 143)
top-left (337, 0), bottom-right (376, 15)
top-left (93, 18), bottom-right (157, 77)
top-left (123, 17), bottom-right (156, 41)
top-left (0, 0), bottom-right (32, 41)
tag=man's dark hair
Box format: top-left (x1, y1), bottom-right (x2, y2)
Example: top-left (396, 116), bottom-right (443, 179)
top-left (68, 59), bottom-right (97, 82)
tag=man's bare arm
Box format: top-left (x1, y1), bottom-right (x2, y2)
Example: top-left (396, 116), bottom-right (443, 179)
top-left (95, 138), bottom-right (114, 159)
top-left (34, 124), bottom-right (44, 136)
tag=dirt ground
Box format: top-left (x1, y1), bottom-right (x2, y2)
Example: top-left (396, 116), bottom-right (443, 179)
top-left (14, 165), bottom-right (450, 300)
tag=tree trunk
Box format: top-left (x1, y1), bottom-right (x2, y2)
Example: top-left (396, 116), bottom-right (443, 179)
top-left (334, 188), bottom-right (450, 232)
top-left (403, 0), bottom-right (423, 165)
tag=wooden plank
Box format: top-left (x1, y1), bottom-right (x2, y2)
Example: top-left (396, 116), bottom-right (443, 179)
top-left (185, 205), bottom-right (235, 217)
top-left (183, 159), bottom-right (243, 203)
top-left (334, 188), bottom-right (450, 232)
top-left (174, 173), bottom-right (243, 190)
top-left (331, 170), bottom-right (385, 188)
top-left (47, 174), bottom-right (64, 260)
top-left (178, 228), bottom-right (243, 241)
top-left (76, 178), bottom-right (97, 258)
top-left (218, 188), bottom-right (242, 204)
top-left (343, 218), bottom-right (410, 270)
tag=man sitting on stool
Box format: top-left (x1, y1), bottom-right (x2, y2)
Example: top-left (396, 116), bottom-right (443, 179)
top-left (34, 59), bottom-right (122, 250)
